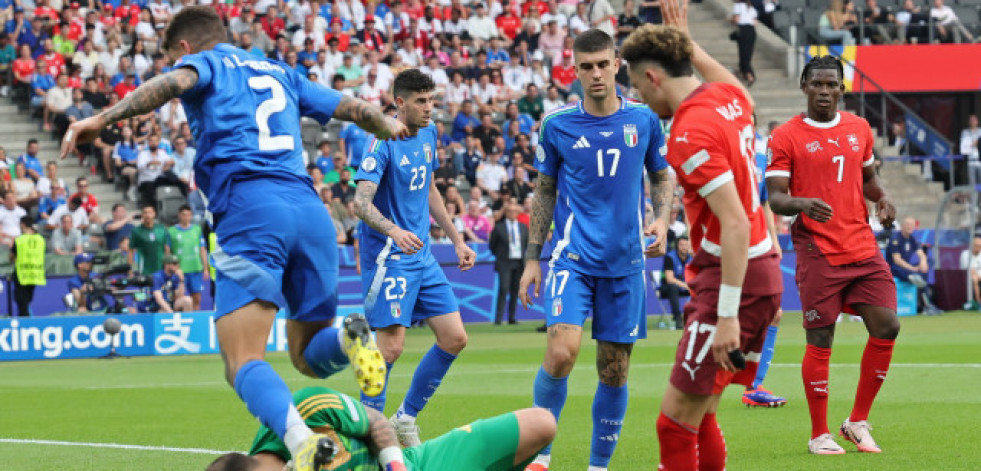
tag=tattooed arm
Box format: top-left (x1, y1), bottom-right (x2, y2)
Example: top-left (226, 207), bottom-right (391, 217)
top-left (518, 173), bottom-right (557, 308)
top-left (364, 407), bottom-right (407, 469)
top-left (354, 180), bottom-right (423, 254)
top-left (332, 95), bottom-right (409, 140)
top-left (644, 168), bottom-right (674, 257)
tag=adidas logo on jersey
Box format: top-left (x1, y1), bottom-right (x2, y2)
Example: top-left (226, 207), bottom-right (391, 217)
top-left (400, 155), bottom-right (411, 166)
top-left (572, 136), bottom-right (591, 149)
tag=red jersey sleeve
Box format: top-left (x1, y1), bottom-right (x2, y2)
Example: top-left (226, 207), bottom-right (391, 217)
top-left (765, 126), bottom-right (793, 180)
top-left (668, 119), bottom-right (734, 199)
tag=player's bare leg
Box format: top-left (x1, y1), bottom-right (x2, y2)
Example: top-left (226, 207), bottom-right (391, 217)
top-left (513, 408), bottom-right (559, 466)
top-left (840, 303), bottom-right (899, 453)
top-left (743, 308), bottom-right (787, 407)
top-left (388, 312), bottom-right (468, 447)
top-left (526, 323), bottom-right (583, 471)
top-left (217, 301), bottom-right (324, 471)
top-left (287, 315), bottom-right (385, 397)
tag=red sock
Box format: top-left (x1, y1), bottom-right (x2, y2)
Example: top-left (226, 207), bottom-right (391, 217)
top-left (802, 344), bottom-right (832, 439)
top-left (850, 337), bottom-right (895, 422)
top-left (697, 413), bottom-right (726, 471)
top-left (656, 412), bottom-right (698, 471)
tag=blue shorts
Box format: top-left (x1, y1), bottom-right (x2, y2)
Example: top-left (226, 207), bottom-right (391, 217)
top-left (184, 271), bottom-right (203, 295)
top-left (212, 178), bottom-right (338, 322)
top-left (543, 265), bottom-right (647, 343)
top-left (362, 260), bottom-right (459, 328)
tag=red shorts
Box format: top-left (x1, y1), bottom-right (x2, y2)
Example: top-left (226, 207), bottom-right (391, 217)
top-left (669, 249), bottom-right (782, 396)
top-left (796, 243), bottom-right (897, 329)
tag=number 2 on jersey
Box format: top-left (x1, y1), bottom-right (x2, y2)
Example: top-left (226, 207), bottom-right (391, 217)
top-left (248, 76), bottom-right (294, 151)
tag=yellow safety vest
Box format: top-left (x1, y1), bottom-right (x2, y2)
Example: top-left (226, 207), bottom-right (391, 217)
top-left (208, 232), bottom-right (218, 280)
top-left (15, 233), bottom-right (46, 286)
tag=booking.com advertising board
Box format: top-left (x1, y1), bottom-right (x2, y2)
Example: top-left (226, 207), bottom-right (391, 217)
top-left (1, 241), bottom-right (804, 361)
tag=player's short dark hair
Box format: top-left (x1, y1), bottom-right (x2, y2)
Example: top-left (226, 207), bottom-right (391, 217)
top-left (112, 203), bottom-right (125, 211)
top-left (141, 203), bottom-right (157, 213)
top-left (162, 6), bottom-right (227, 55)
top-left (179, 204), bottom-right (192, 213)
top-left (205, 453), bottom-right (257, 471)
top-left (20, 215), bottom-right (34, 228)
top-left (620, 25), bottom-right (694, 78)
top-left (27, 138), bottom-right (38, 146)
top-left (573, 29), bottom-right (615, 55)
top-left (800, 55), bottom-right (844, 87)
top-left (393, 69), bottom-right (436, 100)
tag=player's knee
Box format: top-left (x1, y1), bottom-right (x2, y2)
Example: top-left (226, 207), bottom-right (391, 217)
top-left (772, 308), bottom-right (783, 325)
top-left (872, 315), bottom-right (900, 340)
top-left (288, 350), bottom-right (318, 378)
top-left (544, 347), bottom-right (577, 375)
top-left (518, 408), bottom-right (557, 446)
top-left (437, 330), bottom-right (467, 355)
top-left (380, 343), bottom-right (403, 364)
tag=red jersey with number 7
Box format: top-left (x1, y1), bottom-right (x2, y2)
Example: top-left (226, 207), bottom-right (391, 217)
top-left (765, 111), bottom-right (878, 265)
top-left (668, 83), bottom-right (772, 263)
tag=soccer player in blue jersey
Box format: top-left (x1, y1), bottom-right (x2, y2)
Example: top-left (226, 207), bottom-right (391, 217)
top-left (742, 115), bottom-right (788, 408)
top-left (60, 7), bottom-right (410, 471)
top-left (353, 69), bottom-right (477, 447)
top-left (517, 29), bottom-right (675, 471)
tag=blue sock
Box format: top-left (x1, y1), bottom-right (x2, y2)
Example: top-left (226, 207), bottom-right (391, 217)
top-left (234, 360), bottom-right (299, 439)
top-left (361, 362), bottom-right (394, 412)
top-left (753, 325), bottom-right (780, 389)
top-left (590, 382), bottom-right (628, 467)
top-left (302, 327), bottom-right (348, 378)
top-left (400, 344), bottom-right (457, 417)
top-left (533, 366), bottom-right (568, 456)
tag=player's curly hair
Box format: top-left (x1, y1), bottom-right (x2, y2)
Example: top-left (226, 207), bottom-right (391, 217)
top-left (573, 29), bottom-right (615, 54)
top-left (393, 68), bottom-right (437, 99)
top-left (800, 55), bottom-right (844, 87)
top-left (162, 6), bottom-right (228, 55)
top-left (205, 453), bottom-right (257, 471)
top-left (620, 24), bottom-right (694, 78)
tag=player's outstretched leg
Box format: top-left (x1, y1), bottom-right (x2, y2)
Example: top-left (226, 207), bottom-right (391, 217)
top-left (589, 341), bottom-right (632, 471)
top-left (526, 324), bottom-right (582, 471)
top-left (743, 309), bottom-right (787, 408)
top-left (841, 304), bottom-right (899, 453)
top-left (513, 408), bottom-right (559, 469)
top-left (288, 314), bottom-right (386, 398)
top-left (342, 314), bottom-right (387, 396)
top-left (391, 312), bottom-right (467, 447)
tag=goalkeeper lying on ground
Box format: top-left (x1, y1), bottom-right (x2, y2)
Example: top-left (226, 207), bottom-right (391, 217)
top-left (206, 386), bottom-right (556, 471)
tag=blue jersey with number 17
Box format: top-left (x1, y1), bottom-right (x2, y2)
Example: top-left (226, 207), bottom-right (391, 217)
top-left (176, 44), bottom-right (343, 216)
top-left (355, 124), bottom-right (439, 270)
top-left (536, 99), bottom-right (668, 277)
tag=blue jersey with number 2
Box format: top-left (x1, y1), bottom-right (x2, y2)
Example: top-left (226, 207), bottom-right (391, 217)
top-left (176, 43), bottom-right (343, 216)
top-left (356, 124), bottom-right (439, 270)
top-left (536, 99), bottom-right (668, 277)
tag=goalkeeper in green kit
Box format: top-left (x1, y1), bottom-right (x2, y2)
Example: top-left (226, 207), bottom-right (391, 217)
top-left (206, 386), bottom-right (556, 471)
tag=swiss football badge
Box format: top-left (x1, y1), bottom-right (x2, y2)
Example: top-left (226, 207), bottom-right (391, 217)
top-left (624, 124), bottom-right (638, 148)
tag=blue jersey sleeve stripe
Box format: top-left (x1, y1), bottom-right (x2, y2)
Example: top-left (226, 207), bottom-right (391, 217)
top-left (539, 105), bottom-right (577, 133)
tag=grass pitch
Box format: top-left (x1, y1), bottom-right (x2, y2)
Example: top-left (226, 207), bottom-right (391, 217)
top-left (2, 312), bottom-right (980, 470)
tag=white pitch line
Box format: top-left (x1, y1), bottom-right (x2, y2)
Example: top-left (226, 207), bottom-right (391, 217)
top-left (0, 438), bottom-right (237, 455)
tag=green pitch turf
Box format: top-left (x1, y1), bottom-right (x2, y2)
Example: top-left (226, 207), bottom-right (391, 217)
top-left (2, 312), bottom-right (980, 470)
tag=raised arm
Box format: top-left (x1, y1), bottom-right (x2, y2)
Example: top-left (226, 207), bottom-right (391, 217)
top-left (332, 95), bottom-right (409, 140)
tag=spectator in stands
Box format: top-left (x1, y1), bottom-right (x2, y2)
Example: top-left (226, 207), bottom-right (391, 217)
top-left (36, 160), bottom-right (64, 198)
top-left (660, 234), bottom-right (692, 328)
top-left (445, 70), bottom-right (470, 107)
top-left (11, 161), bottom-right (39, 208)
top-left (171, 136), bottom-right (195, 188)
top-left (330, 168), bottom-right (357, 207)
top-left (307, 164), bottom-right (326, 194)
top-left (113, 71), bottom-right (138, 99)
top-left (474, 112), bottom-right (502, 157)
top-left (45, 73), bottom-right (72, 135)
top-left (338, 121), bottom-right (371, 168)
top-left (887, 216), bottom-right (941, 314)
top-left (451, 99), bottom-right (480, 142)
top-left (820, 0), bottom-right (856, 45)
top-left (30, 58), bottom-right (55, 117)
top-left (489, 199), bottom-right (528, 325)
top-left (45, 195), bottom-right (87, 232)
top-left (103, 203), bottom-right (132, 252)
top-left (960, 236), bottom-right (981, 310)
top-left (457, 134), bottom-right (484, 186)
top-left (543, 84), bottom-right (564, 114)
top-left (434, 148), bottom-right (459, 195)
top-left (0, 36), bottom-right (16, 97)
top-left (468, 3), bottom-right (497, 43)
top-left (862, 0), bottom-right (895, 44)
top-left (11, 44), bottom-right (34, 99)
top-left (476, 150), bottom-right (509, 201)
top-left (513, 21), bottom-right (541, 54)
top-left (129, 204), bottom-right (166, 275)
top-left (50, 213), bottom-right (82, 255)
top-left (324, 153), bottom-right (355, 186)
top-left (10, 215), bottom-right (43, 316)
top-left (158, 97), bottom-right (186, 139)
top-left (960, 115), bottom-right (981, 184)
top-left (551, 49), bottom-right (576, 95)
top-left (503, 102), bottom-right (535, 136)
top-left (113, 125), bottom-right (140, 200)
top-left (38, 183), bottom-right (66, 221)
top-left (539, 18), bottom-right (565, 63)
top-left (617, 0), bottom-right (643, 45)
top-left (732, 0), bottom-right (758, 86)
top-left (0, 190), bottom-right (26, 246)
top-left (462, 199), bottom-right (492, 242)
top-left (889, 120), bottom-right (910, 155)
top-left (142, 254), bottom-right (193, 313)
top-left (503, 165), bottom-right (533, 203)
top-left (931, 0), bottom-right (973, 43)
top-left (136, 133), bottom-right (173, 204)
top-left (82, 78), bottom-right (109, 111)
top-left (503, 51), bottom-right (531, 96)
top-left (71, 176), bottom-right (102, 224)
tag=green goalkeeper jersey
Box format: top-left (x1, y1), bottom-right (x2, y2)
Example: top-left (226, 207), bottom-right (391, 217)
top-left (249, 386), bottom-right (379, 470)
top-left (166, 224), bottom-right (205, 273)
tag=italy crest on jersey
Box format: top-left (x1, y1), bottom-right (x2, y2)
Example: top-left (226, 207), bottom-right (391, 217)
top-left (552, 298), bottom-right (562, 317)
top-left (391, 302), bottom-right (402, 318)
top-left (423, 143), bottom-right (433, 163)
top-left (624, 124), bottom-right (638, 148)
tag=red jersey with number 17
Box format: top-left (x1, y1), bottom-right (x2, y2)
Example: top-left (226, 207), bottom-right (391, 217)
top-left (668, 83), bottom-right (772, 263)
top-left (765, 111), bottom-right (877, 265)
